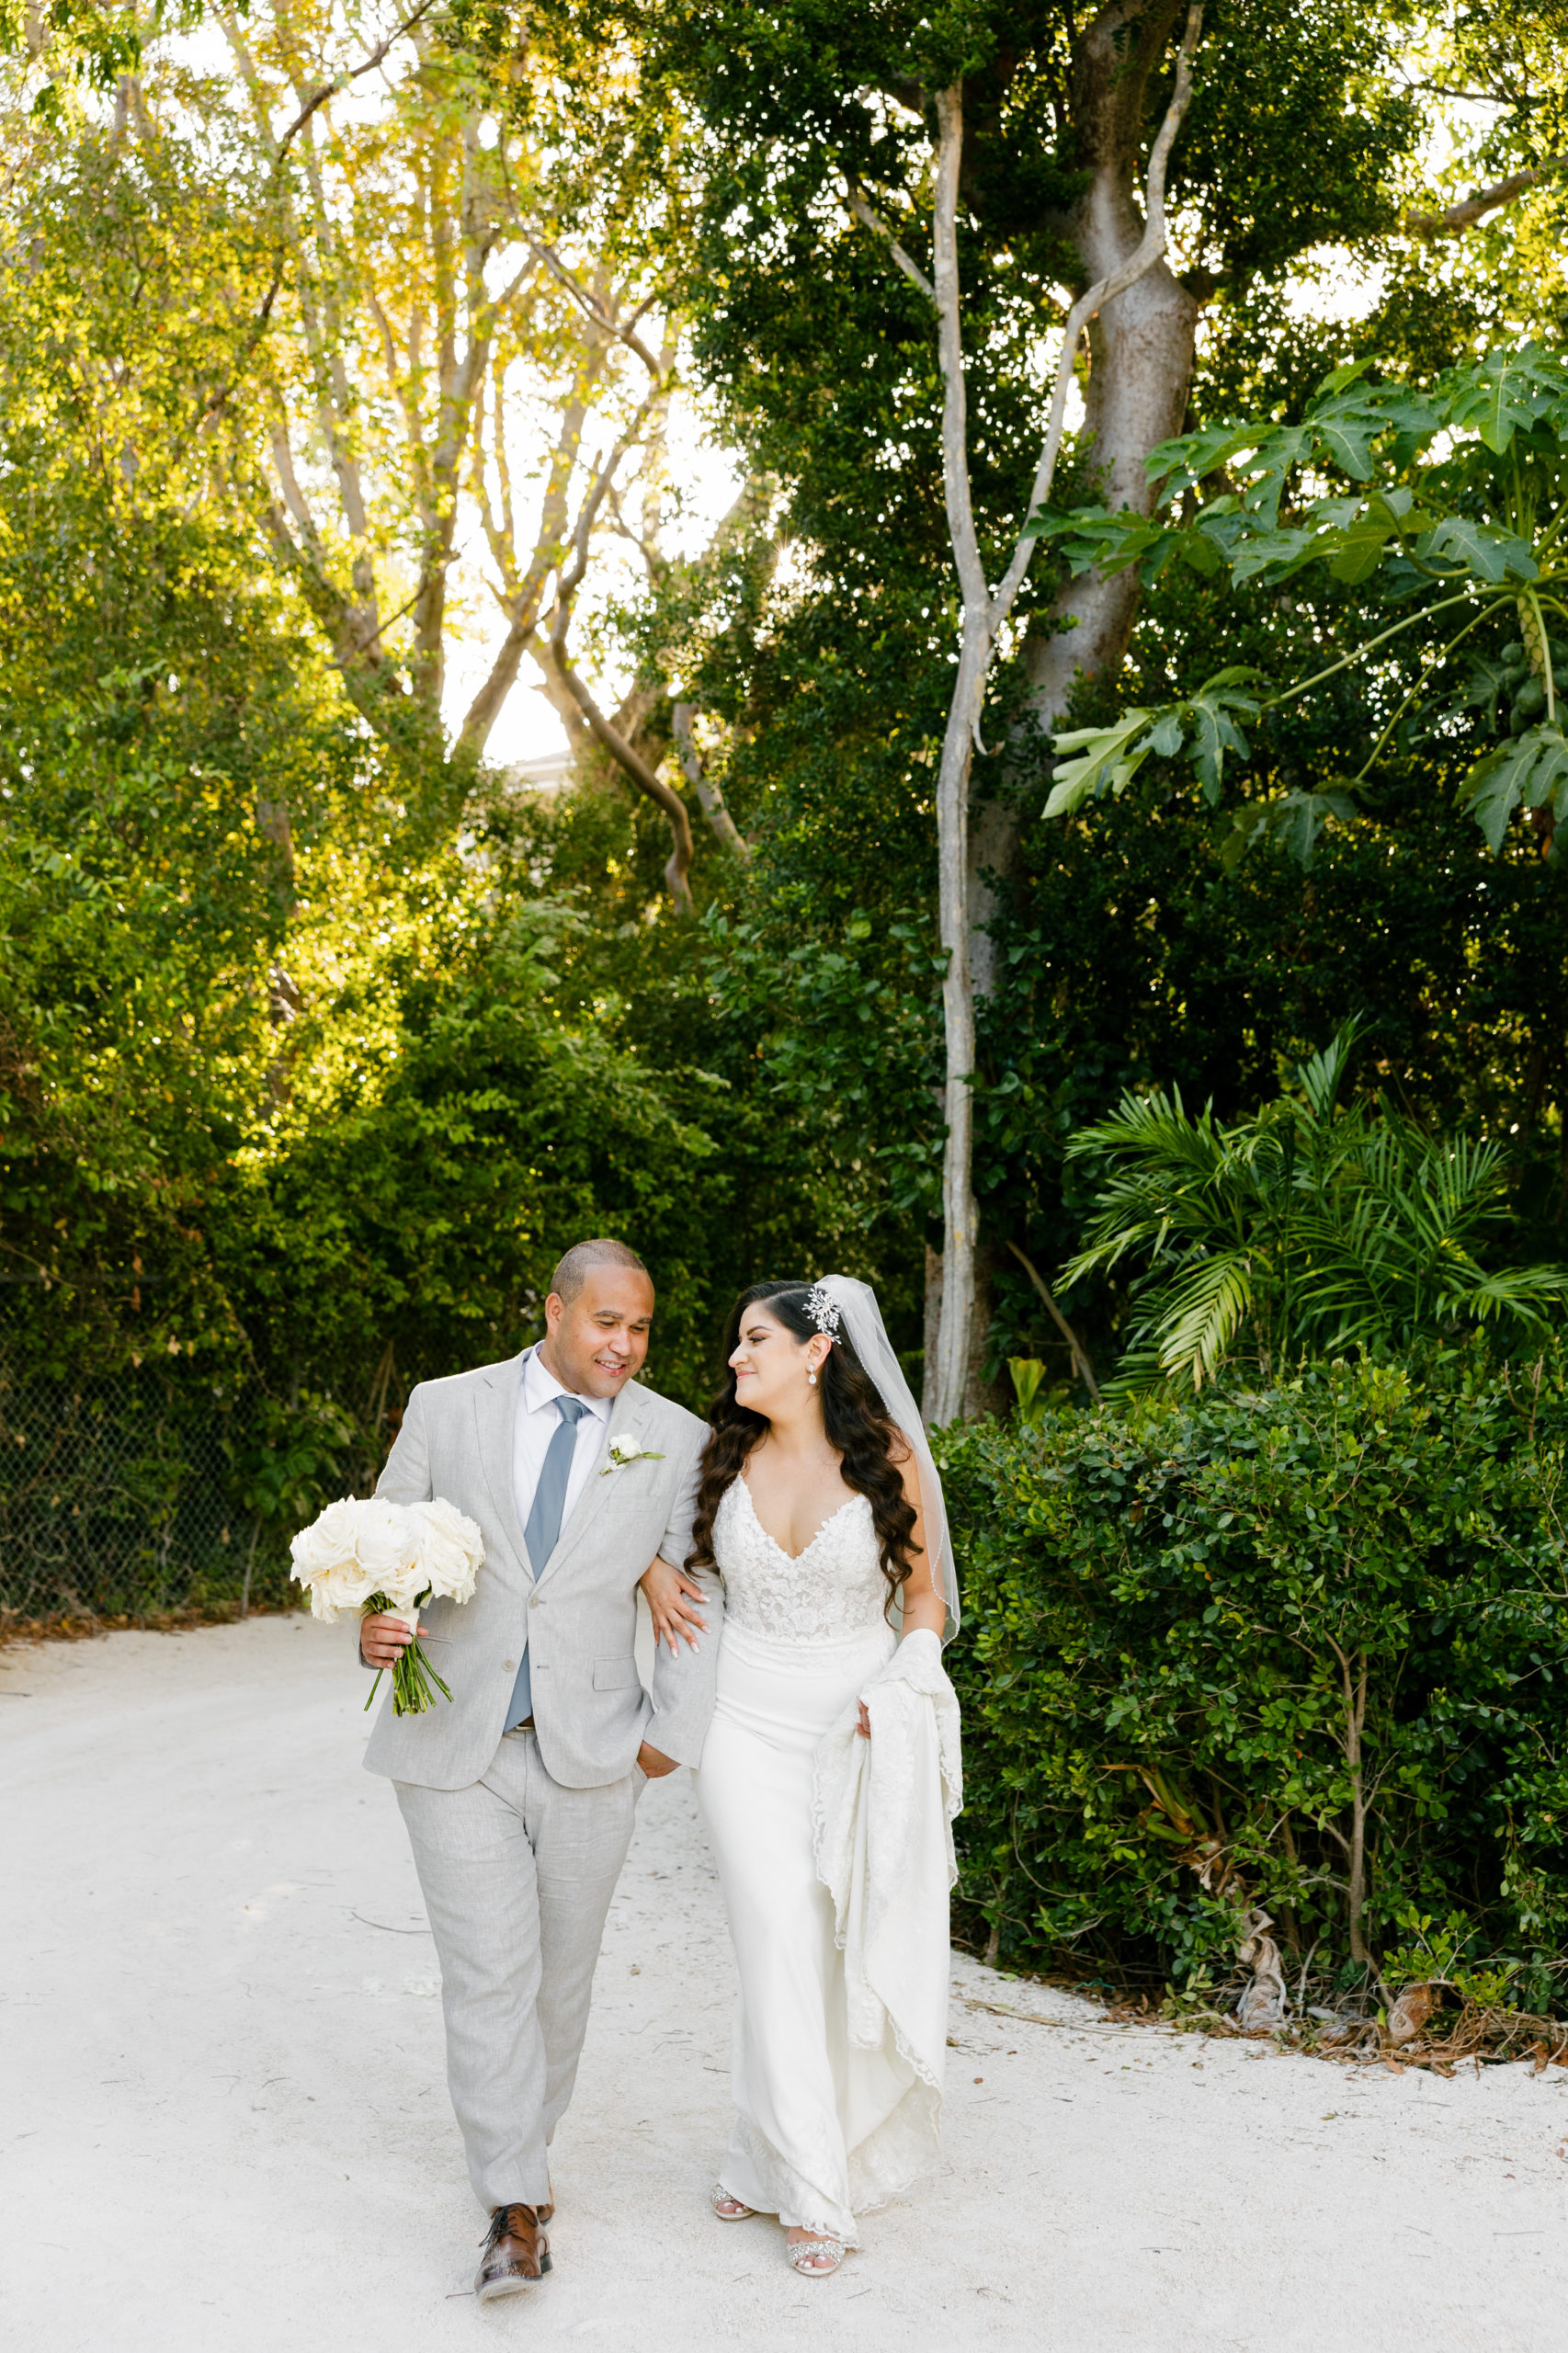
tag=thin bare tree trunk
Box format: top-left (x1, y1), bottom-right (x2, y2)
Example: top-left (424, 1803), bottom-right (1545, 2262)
top-left (1006, 1239), bottom-right (1102, 1402)
top-left (1329, 1638), bottom-right (1372, 1966)
top-left (673, 701), bottom-right (750, 859)
top-left (882, 11), bottom-right (1201, 1422)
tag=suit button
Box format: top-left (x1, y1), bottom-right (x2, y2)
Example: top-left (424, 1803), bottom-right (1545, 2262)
top-left (528, 1595), bottom-right (540, 1608)
top-left (502, 1660), bottom-right (516, 1673)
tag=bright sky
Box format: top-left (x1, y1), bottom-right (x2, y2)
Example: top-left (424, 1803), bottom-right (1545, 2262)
top-left (440, 395), bottom-right (744, 769)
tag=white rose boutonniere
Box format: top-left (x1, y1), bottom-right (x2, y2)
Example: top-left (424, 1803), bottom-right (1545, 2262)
top-left (601, 1435), bottom-right (665, 1475)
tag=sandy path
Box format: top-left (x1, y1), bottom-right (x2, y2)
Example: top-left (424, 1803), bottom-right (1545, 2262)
top-left (4, 1614), bottom-right (1567, 2353)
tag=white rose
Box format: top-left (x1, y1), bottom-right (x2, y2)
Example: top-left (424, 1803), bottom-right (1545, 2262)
top-left (353, 1497), bottom-right (424, 1608)
top-left (411, 1496), bottom-right (483, 1604)
top-left (290, 1499), bottom-right (380, 1620)
top-left (290, 1496), bottom-right (360, 1581)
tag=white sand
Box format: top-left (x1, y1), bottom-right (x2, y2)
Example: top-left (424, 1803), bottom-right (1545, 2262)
top-left (4, 1612), bottom-right (1568, 2352)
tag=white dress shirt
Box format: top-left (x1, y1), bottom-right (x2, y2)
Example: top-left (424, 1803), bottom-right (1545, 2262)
top-left (512, 1344), bottom-right (612, 1558)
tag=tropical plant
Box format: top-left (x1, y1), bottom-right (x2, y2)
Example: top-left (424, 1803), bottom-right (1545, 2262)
top-left (1059, 1026), bottom-right (1568, 1391)
top-left (1040, 347), bottom-right (1568, 863)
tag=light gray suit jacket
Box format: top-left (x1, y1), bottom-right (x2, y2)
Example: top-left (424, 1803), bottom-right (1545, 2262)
top-left (363, 1351), bottom-right (719, 1791)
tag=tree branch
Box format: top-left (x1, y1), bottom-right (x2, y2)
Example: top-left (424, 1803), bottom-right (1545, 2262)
top-left (1403, 163), bottom-right (1562, 237)
top-left (190, 0), bottom-right (438, 439)
top-left (673, 701), bottom-right (750, 861)
top-left (271, 0), bottom-right (438, 165)
top-left (990, 0), bottom-right (1202, 634)
top-left (1006, 1241), bottom-right (1102, 1402)
top-left (517, 233), bottom-right (666, 378)
top-left (917, 3), bottom-right (1204, 1422)
top-left (931, 87), bottom-right (988, 622)
top-left (548, 387), bottom-right (666, 622)
top-left (551, 654), bottom-right (696, 914)
top-left (846, 182), bottom-right (936, 301)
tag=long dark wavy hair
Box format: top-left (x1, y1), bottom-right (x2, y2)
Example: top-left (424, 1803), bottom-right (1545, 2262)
top-left (687, 1281), bottom-right (922, 1616)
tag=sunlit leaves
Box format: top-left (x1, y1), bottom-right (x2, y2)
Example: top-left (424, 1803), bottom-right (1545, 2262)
top-left (1448, 345), bottom-right (1568, 455)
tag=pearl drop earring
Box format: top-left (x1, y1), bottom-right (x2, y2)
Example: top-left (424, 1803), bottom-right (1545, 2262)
top-left (808, 1367), bottom-right (818, 1386)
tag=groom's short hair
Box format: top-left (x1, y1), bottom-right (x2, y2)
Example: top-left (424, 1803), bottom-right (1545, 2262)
top-left (551, 1237), bottom-right (649, 1302)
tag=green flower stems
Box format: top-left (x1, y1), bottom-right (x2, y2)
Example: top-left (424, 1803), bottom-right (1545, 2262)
top-left (360, 1586), bottom-right (454, 1716)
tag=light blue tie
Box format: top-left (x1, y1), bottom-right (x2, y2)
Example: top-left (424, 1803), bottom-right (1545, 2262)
top-left (505, 1395), bottom-right (590, 1732)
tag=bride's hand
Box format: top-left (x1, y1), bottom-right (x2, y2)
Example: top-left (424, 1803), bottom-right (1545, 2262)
top-left (639, 1555), bottom-right (710, 1654)
top-left (857, 1700), bottom-right (870, 1740)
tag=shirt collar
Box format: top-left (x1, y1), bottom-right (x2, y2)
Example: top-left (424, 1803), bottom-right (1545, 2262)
top-left (521, 1343), bottom-right (611, 1421)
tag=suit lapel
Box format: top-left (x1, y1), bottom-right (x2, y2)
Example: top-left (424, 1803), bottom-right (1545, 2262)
top-left (472, 1354), bottom-right (534, 1586)
top-left (534, 1381), bottom-right (646, 1589)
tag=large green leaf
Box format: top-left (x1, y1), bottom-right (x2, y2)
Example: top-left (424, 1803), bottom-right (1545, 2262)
top-left (1218, 788), bottom-right (1358, 870)
top-left (1043, 709), bottom-right (1158, 818)
top-left (1047, 673), bottom-right (1263, 820)
top-left (1186, 673), bottom-right (1261, 796)
top-left (1142, 419), bottom-right (1264, 499)
top-left (1324, 490), bottom-right (1434, 585)
top-left (1310, 411), bottom-right (1379, 482)
top-left (1225, 525), bottom-right (1315, 584)
top-left (1460, 723), bottom-right (1568, 852)
top-left (1421, 517), bottom-right (1538, 583)
top-left (1442, 346), bottom-right (1568, 456)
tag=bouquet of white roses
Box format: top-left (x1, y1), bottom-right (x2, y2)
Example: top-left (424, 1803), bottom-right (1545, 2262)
top-left (290, 1495), bottom-right (483, 1716)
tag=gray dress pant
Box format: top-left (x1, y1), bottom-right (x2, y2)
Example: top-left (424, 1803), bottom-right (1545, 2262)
top-left (395, 1729), bottom-right (642, 2210)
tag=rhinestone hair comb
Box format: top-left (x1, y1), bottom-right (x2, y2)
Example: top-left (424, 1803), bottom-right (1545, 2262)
top-left (804, 1281), bottom-right (843, 1339)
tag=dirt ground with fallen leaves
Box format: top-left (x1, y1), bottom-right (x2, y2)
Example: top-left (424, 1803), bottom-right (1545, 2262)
top-left (6, 1612), bottom-right (1568, 2352)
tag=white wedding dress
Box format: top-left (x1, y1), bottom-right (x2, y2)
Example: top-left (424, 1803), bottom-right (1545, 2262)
top-left (696, 1474), bottom-right (956, 2245)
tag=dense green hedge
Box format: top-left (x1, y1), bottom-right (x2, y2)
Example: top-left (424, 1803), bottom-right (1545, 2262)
top-left (937, 1358), bottom-right (1568, 2013)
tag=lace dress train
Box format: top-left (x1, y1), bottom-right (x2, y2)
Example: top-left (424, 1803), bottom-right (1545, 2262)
top-left (695, 1477), bottom-right (945, 2245)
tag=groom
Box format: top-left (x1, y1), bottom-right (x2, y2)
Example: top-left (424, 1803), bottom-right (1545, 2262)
top-left (360, 1237), bottom-right (719, 2301)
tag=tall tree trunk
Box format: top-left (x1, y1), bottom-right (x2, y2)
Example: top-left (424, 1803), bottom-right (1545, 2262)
top-left (1017, 0), bottom-right (1202, 764)
top-left (914, 7), bottom-right (1202, 1420)
top-left (1019, 263), bottom-right (1198, 741)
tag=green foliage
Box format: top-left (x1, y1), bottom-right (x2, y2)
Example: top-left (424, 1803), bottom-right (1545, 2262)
top-left (0, 493), bottom-right (355, 1372)
top-left (6, 0), bottom-right (1568, 1586)
top-left (1060, 1026), bottom-right (1568, 1392)
top-left (221, 884), bottom-right (728, 1407)
top-left (938, 1358), bottom-right (1568, 2007)
top-left (973, 721), bottom-right (1568, 1387)
top-left (1041, 347), bottom-right (1568, 858)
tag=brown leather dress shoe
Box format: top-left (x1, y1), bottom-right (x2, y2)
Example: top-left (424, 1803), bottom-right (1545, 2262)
top-left (475, 2202), bottom-right (551, 2301)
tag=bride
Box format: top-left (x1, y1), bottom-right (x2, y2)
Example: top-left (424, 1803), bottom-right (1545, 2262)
top-left (642, 1276), bottom-right (960, 2279)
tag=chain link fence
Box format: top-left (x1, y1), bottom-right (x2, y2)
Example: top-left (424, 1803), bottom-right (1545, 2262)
top-left (0, 1343), bottom-right (295, 1629)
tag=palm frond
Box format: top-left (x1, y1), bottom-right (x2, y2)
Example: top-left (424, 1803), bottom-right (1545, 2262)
top-left (1059, 1030), bottom-right (1568, 1389)
top-left (1296, 1018), bottom-right (1361, 1122)
top-left (1150, 1250), bottom-right (1256, 1389)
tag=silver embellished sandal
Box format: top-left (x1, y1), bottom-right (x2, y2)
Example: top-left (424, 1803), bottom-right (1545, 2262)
top-left (710, 2185), bottom-right (756, 2221)
top-left (786, 2234), bottom-right (846, 2277)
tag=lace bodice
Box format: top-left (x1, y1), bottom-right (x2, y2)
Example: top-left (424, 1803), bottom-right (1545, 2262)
top-left (714, 1476), bottom-right (889, 1643)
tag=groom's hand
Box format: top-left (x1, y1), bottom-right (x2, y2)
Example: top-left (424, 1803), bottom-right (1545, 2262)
top-left (361, 1612), bottom-right (426, 1669)
top-left (636, 1741), bottom-right (679, 1779)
